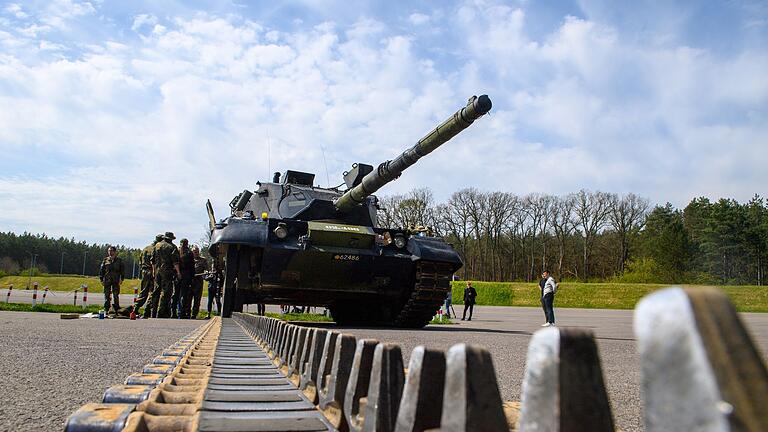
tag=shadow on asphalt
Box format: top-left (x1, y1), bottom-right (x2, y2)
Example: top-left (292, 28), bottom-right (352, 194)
top-left (286, 321), bottom-right (636, 341)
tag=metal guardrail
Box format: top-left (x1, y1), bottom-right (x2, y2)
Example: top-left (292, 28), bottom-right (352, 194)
top-left (65, 287), bottom-right (767, 431)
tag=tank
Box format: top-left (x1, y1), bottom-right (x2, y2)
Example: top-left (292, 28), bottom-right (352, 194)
top-left (208, 94), bottom-right (492, 327)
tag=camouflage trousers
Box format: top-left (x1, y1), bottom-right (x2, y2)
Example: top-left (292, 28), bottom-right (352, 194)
top-left (135, 268), bottom-right (153, 317)
top-left (153, 272), bottom-right (176, 318)
top-left (183, 277), bottom-right (204, 319)
top-left (102, 279), bottom-right (121, 313)
top-left (177, 275), bottom-right (194, 318)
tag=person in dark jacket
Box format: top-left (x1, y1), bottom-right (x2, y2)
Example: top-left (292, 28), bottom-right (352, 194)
top-left (461, 281), bottom-right (477, 321)
top-left (177, 238), bottom-right (195, 318)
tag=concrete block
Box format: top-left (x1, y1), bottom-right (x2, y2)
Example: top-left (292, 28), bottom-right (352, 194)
top-left (518, 327), bottom-right (614, 432)
top-left (394, 346), bottom-right (446, 432)
top-left (440, 344), bottom-right (507, 432)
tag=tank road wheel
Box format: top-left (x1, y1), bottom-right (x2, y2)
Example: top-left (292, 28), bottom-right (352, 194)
top-left (221, 246), bottom-right (239, 318)
top-left (329, 302), bottom-right (374, 326)
top-left (329, 301), bottom-right (396, 326)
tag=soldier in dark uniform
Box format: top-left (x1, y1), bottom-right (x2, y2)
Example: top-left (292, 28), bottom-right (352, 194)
top-left (151, 232), bottom-right (181, 318)
top-left (178, 238), bottom-right (195, 319)
top-left (189, 246), bottom-right (208, 319)
top-left (461, 281), bottom-right (477, 321)
top-left (135, 234), bottom-right (163, 318)
top-left (205, 245), bottom-right (223, 319)
top-left (166, 235), bottom-right (181, 318)
top-left (99, 246), bottom-right (124, 314)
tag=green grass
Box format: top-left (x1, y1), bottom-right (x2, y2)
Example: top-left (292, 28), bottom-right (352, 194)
top-left (450, 281), bottom-right (768, 312)
top-left (428, 316), bottom-right (455, 325)
top-left (0, 302), bottom-right (102, 314)
top-left (265, 312), bottom-right (334, 322)
top-left (0, 275), bottom-right (210, 296)
top-left (7, 275), bottom-right (762, 313)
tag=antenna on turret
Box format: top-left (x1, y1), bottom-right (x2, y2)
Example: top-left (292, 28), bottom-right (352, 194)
top-left (320, 142), bottom-right (330, 188)
top-left (266, 129), bottom-right (272, 181)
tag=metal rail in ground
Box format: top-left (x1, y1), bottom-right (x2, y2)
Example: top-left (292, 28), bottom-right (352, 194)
top-left (66, 287), bottom-right (768, 432)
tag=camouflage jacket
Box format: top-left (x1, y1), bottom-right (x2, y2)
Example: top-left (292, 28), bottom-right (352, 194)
top-left (139, 243), bottom-right (155, 270)
top-left (152, 240), bottom-right (180, 275)
top-left (99, 256), bottom-right (125, 283)
top-left (194, 256), bottom-right (209, 278)
top-left (179, 246), bottom-right (195, 278)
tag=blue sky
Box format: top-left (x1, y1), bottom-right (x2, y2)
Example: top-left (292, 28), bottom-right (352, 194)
top-left (0, 0), bottom-right (766, 247)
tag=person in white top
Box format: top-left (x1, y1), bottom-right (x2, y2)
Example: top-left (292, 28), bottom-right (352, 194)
top-left (539, 270), bottom-right (557, 326)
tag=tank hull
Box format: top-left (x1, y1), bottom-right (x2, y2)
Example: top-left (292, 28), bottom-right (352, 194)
top-left (210, 217), bottom-right (461, 327)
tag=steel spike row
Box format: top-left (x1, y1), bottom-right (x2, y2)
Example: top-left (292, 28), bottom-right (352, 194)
top-left (66, 286), bottom-right (767, 432)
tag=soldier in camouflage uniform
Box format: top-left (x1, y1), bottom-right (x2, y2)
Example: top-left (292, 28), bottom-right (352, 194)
top-left (178, 238), bottom-right (196, 319)
top-left (151, 232), bottom-right (181, 318)
top-left (189, 246), bottom-right (208, 319)
top-left (99, 246), bottom-right (125, 314)
top-left (135, 234), bottom-right (163, 318)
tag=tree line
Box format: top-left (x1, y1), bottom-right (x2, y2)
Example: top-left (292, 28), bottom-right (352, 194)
top-left (0, 232), bottom-right (139, 278)
top-left (2, 190), bottom-right (766, 286)
top-left (378, 188), bottom-right (767, 285)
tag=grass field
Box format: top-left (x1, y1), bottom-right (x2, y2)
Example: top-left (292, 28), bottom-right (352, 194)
top-left (1, 275), bottom-right (765, 312)
top-left (0, 275), bottom-right (210, 296)
top-left (449, 281), bottom-right (768, 312)
top-left (0, 302), bottom-right (102, 314)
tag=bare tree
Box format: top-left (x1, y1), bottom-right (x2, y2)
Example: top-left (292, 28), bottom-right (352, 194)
top-left (574, 190), bottom-right (616, 280)
top-left (551, 194), bottom-right (577, 278)
top-left (377, 194), bottom-right (404, 228)
top-left (609, 193), bottom-right (650, 272)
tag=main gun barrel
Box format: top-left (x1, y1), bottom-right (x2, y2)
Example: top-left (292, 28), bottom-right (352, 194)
top-left (335, 94), bottom-right (492, 213)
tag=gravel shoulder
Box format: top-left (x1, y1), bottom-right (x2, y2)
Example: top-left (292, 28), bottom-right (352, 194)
top-left (0, 311), bottom-right (203, 431)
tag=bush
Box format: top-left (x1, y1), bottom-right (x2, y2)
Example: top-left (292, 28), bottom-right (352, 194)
top-left (18, 268), bottom-right (46, 277)
top-left (611, 258), bottom-right (665, 284)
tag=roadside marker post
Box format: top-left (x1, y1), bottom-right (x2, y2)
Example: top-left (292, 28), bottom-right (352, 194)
top-left (82, 284), bottom-right (88, 309)
top-left (41, 285), bottom-right (49, 304)
top-left (5, 284), bottom-right (12, 303)
top-left (133, 286), bottom-right (138, 305)
top-left (74, 289), bottom-right (78, 306)
top-left (32, 282), bottom-right (38, 306)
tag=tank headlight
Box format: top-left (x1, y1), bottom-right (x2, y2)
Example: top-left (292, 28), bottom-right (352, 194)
top-left (382, 231), bottom-right (393, 246)
top-left (394, 234), bottom-right (407, 249)
top-left (274, 223), bottom-right (288, 239)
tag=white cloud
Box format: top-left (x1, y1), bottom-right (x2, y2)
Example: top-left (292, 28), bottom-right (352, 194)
top-left (4, 3), bottom-right (28, 19)
top-left (408, 13), bottom-right (430, 26)
top-left (131, 14), bottom-right (157, 32)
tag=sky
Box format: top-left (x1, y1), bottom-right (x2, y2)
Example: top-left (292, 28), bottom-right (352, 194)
top-left (0, 0), bottom-right (766, 248)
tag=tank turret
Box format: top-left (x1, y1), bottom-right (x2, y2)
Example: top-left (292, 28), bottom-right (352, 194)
top-left (334, 94), bottom-right (492, 212)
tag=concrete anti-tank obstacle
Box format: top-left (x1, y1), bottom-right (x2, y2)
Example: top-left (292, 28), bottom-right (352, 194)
top-left (319, 333), bottom-right (358, 431)
top-left (394, 346), bottom-right (446, 432)
top-left (343, 338), bottom-right (380, 432)
top-left (518, 327), bottom-right (615, 432)
top-left (301, 328), bottom-right (330, 402)
top-left (440, 343), bottom-right (509, 432)
top-left (359, 343), bottom-right (405, 432)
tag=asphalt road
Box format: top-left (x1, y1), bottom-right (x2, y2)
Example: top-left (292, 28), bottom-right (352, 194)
top-left (0, 311), bottom-right (202, 431)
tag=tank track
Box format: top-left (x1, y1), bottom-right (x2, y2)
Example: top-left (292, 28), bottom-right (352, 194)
top-left (393, 260), bottom-right (454, 328)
